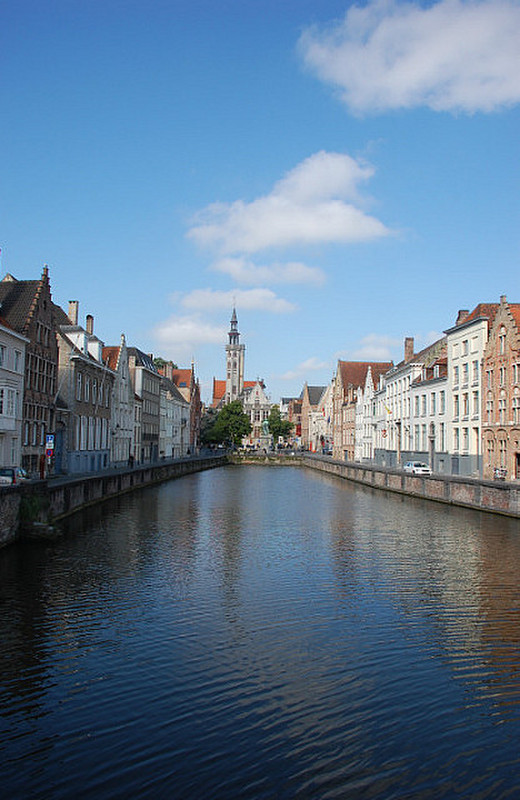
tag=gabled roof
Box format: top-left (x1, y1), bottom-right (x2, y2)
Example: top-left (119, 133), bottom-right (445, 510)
top-left (509, 304), bottom-right (520, 331)
top-left (170, 368), bottom-right (192, 388)
top-left (212, 379), bottom-right (226, 407)
top-left (338, 361), bottom-right (393, 391)
top-left (0, 275), bottom-right (40, 333)
top-left (464, 303), bottom-right (500, 325)
top-left (102, 346), bottom-right (120, 371)
top-left (52, 301), bottom-right (72, 327)
top-left (127, 347), bottom-right (158, 373)
top-left (305, 385), bottom-right (326, 406)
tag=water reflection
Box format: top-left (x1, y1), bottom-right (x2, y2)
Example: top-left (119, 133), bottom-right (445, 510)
top-left (1, 465), bottom-right (520, 799)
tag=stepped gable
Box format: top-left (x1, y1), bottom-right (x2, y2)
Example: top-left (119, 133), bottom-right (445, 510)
top-left (0, 274), bottom-right (41, 333)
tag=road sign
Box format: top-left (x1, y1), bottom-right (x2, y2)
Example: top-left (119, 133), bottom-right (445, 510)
top-left (46, 434), bottom-right (55, 450)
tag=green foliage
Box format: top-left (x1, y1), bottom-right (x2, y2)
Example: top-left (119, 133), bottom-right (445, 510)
top-left (154, 357), bottom-right (178, 370)
top-left (267, 405), bottom-right (293, 440)
top-left (202, 401), bottom-right (252, 446)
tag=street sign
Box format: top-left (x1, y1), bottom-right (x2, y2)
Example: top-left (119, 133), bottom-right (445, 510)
top-left (46, 434), bottom-right (55, 450)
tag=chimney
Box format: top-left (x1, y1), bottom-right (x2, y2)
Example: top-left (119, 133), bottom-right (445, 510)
top-left (86, 314), bottom-right (94, 335)
top-left (456, 309), bottom-right (469, 326)
top-left (68, 300), bottom-right (79, 325)
top-left (404, 337), bottom-right (414, 363)
top-left (500, 294), bottom-right (507, 304)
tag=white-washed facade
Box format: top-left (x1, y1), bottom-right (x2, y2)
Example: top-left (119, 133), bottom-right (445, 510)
top-left (309, 383), bottom-right (334, 453)
top-left (159, 378), bottom-right (190, 459)
top-left (409, 367), bottom-right (449, 472)
top-left (373, 338), bottom-right (446, 468)
top-left (242, 380), bottom-right (271, 445)
top-left (0, 322), bottom-right (27, 468)
top-left (445, 306), bottom-right (498, 477)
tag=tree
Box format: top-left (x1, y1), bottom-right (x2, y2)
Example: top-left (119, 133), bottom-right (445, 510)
top-left (154, 357), bottom-right (178, 371)
top-left (202, 401), bottom-right (251, 446)
top-left (267, 405), bottom-right (293, 441)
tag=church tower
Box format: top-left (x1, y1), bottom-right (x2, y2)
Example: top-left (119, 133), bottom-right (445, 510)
top-left (225, 307), bottom-right (245, 403)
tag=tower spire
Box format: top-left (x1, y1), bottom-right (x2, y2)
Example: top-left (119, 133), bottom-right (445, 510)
top-left (225, 306), bottom-right (245, 403)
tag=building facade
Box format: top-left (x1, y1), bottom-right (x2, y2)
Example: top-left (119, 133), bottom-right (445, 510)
top-left (128, 348), bottom-right (161, 463)
top-left (0, 320), bottom-right (28, 468)
top-left (0, 267), bottom-right (59, 474)
top-left (103, 335), bottom-right (134, 467)
top-left (481, 296), bottom-right (520, 481)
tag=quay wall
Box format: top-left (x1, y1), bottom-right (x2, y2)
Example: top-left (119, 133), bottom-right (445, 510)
top-left (303, 455), bottom-right (520, 519)
top-left (0, 454), bottom-right (226, 548)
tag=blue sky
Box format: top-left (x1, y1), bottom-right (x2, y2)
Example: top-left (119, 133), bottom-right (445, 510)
top-left (1, 0), bottom-right (519, 404)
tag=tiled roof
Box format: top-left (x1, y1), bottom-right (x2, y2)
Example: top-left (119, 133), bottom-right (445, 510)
top-left (171, 368), bottom-right (192, 388)
top-left (0, 276), bottom-right (40, 333)
top-left (102, 346), bottom-right (120, 371)
top-left (338, 361), bottom-right (393, 390)
top-left (52, 302), bottom-right (72, 327)
top-left (509, 304), bottom-right (520, 331)
top-left (127, 347), bottom-right (158, 372)
top-left (464, 303), bottom-right (500, 324)
top-left (305, 385), bottom-right (326, 406)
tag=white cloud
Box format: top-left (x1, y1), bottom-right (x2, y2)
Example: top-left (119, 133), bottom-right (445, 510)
top-left (212, 257), bottom-right (326, 286)
top-left (181, 287), bottom-right (296, 313)
top-left (279, 356), bottom-right (331, 381)
top-left (152, 314), bottom-right (225, 357)
top-left (188, 151), bottom-right (390, 254)
top-left (299, 0), bottom-right (520, 114)
top-left (337, 333), bottom-right (401, 361)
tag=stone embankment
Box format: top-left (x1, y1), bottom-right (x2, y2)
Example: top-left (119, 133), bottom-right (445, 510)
top-left (303, 454), bottom-right (520, 519)
top-left (0, 454), bottom-right (226, 548)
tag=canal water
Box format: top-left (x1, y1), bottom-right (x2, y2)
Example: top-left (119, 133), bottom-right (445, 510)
top-left (2, 465), bottom-right (520, 799)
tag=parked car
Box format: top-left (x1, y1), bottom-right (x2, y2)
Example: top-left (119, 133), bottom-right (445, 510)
top-left (0, 467), bottom-right (29, 485)
top-left (403, 461), bottom-right (431, 476)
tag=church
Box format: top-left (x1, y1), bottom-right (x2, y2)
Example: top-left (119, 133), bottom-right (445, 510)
top-left (211, 308), bottom-right (271, 445)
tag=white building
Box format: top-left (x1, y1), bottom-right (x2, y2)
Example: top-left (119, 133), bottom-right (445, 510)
top-left (242, 379), bottom-right (271, 445)
top-left (0, 320), bottom-right (27, 468)
top-left (409, 361), bottom-right (449, 472)
top-left (159, 377), bottom-right (190, 459)
top-left (444, 304), bottom-right (499, 477)
top-left (103, 335), bottom-right (134, 467)
top-left (309, 382), bottom-right (334, 453)
top-left (375, 337), bottom-right (446, 468)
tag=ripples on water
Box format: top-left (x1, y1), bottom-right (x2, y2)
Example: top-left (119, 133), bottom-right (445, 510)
top-left (2, 465), bottom-right (520, 799)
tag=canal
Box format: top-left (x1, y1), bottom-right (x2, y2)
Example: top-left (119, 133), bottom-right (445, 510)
top-left (1, 465), bottom-right (520, 799)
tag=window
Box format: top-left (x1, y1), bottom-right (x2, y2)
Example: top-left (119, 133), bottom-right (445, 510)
top-left (440, 423), bottom-right (445, 451)
top-left (454, 395), bottom-right (459, 418)
top-left (430, 393), bottom-right (436, 415)
top-left (472, 391), bottom-right (479, 417)
top-left (414, 396), bottom-right (420, 416)
top-left (462, 340), bottom-right (468, 356)
top-left (85, 377), bottom-right (90, 403)
top-left (486, 395), bottom-right (494, 423)
top-left (486, 369), bottom-right (493, 389)
top-left (453, 366), bottom-right (459, 386)
top-left (32, 422), bottom-right (38, 446)
top-left (499, 396), bottom-right (506, 424)
top-left (462, 393), bottom-right (469, 418)
top-left (421, 395), bottom-right (426, 416)
top-left (462, 363), bottom-right (469, 386)
top-left (454, 428), bottom-right (460, 451)
top-left (440, 391), bottom-right (445, 413)
top-left (463, 428), bottom-right (469, 452)
top-left (0, 387), bottom-right (3, 414)
top-left (513, 395), bottom-right (520, 424)
top-left (499, 367), bottom-right (506, 386)
top-left (0, 345), bottom-right (5, 367)
top-left (76, 372), bottom-right (82, 401)
top-left (14, 350), bottom-right (21, 372)
top-left (499, 327), bottom-right (506, 354)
